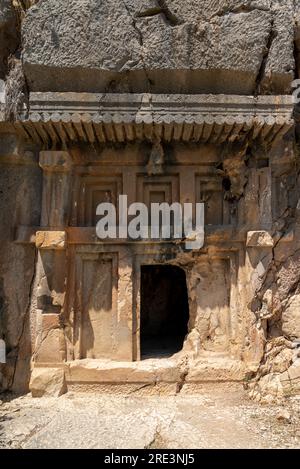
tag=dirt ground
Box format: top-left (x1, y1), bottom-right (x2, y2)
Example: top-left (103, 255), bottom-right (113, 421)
top-left (0, 383), bottom-right (300, 449)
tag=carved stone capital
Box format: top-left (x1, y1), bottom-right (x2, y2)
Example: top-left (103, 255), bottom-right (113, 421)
top-left (39, 151), bottom-right (72, 172)
top-left (36, 231), bottom-right (67, 250)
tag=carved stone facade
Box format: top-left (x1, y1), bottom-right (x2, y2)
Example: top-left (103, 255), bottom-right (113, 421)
top-left (1, 1), bottom-right (300, 401)
top-left (0, 86), bottom-right (297, 397)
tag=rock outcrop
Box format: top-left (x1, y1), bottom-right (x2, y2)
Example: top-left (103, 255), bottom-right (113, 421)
top-left (22, 0), bottom-right (296, 94)
top-left (0, 0), bottom-right (18, 79)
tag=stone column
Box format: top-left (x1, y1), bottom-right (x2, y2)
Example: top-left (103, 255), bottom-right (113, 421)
top-left (34, 151), bottom-right (72, 364)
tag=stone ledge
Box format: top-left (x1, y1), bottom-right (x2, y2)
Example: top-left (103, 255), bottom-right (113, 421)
top-left (16, 93), bottom-right (294, 145)
top-left (29, 356), bottom-right (250, 397)
top-left (185, 357), bottom-right (249, 383)
top-left (65, 358), bottom-right (182, 385)
top-left (54, 356), bottom-right (249, 386)
top-left (15, 225), bottom-right (245, 246)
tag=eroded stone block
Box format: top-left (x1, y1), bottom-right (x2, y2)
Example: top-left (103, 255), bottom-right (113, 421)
top-left (35, 231), bottom-right (66, 250)
top-left (30, 367), bottom-right (67, 398)
top-left (246, 231), bottom-right (274, 247)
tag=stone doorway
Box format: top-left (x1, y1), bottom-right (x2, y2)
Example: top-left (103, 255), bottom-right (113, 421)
top-left (140, 265), bottom-right (189, 359)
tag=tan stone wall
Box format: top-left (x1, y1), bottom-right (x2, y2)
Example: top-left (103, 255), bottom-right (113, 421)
top-left (1, 131), bottom-right (300, 398)
top-left (29, 142), bottom-right (268, 369)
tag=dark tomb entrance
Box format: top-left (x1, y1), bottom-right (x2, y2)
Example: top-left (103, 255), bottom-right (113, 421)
top-left (140, 265), bottom-right (189, 359)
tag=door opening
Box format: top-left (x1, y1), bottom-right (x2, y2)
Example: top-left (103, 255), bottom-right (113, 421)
top-left (140, 265), bottom-right (189, 359)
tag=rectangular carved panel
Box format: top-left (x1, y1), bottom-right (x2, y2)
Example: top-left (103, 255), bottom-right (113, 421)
top-left (136, 174), bottom-right (180, 207)
top-left (75, 175), bottom-right (123, 226)
top-left (194, 259), bottom-right (231, 352)
top-left (79, 253), bottom-right (118, 359)
top-left (195, 175), bottom-right (229, 225)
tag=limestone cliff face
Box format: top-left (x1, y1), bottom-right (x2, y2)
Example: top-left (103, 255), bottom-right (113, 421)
top-left (22, 0), bottom-right (295, 94)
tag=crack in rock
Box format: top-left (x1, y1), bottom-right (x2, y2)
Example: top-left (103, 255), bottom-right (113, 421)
top-left (255, 18), bottom-right (276, 95)
top-left (121, 0), bottom-right (153, 89)
top-left (136, 1), bottom-right (183, 27)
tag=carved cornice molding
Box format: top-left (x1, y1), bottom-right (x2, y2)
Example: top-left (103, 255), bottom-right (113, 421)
top-left (13, 92), bottom-right (296, 145)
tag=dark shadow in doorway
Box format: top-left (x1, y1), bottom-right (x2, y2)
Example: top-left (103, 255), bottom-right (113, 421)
top-left (140, 265), bottom-right (189, 359)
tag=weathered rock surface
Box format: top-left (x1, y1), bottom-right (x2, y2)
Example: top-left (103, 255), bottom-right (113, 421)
top-left (1, 386), bottom-right (300, 449)
top-left (0, 0), bottom-right (18, 79)
top-left (0, 136), bottom-right (42, 393)
top-left (22, 0), bottom-right (296, 94)
top-left (29, 367), bottom-right (67, 397)
top-left (295, 2), bottom-right (300, 78)
top-left (246, 231), bottom-right (274, 247)
top-left (35, 231), bottom-right (67, 250)
top-left (0, 80), bottom-right (4, 121)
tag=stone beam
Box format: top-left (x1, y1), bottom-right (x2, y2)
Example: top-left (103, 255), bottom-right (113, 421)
top-left (16, 93), bottom-right (294, 146)
top-left (15, 225), bottom-right (245, 246)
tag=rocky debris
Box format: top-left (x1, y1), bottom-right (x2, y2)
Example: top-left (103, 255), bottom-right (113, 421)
top-left (29, 368), bottom-right (67, 398)
top-left (276, 409), bottom-right (291, 423)
top-left (0, 0), bottom-right (19, 79)
top-left (22, 0), bottom-right (296, 94)
top-left (248, 338), bottom-right (300, 403)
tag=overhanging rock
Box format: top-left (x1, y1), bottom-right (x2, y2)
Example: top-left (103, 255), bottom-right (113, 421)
top-left (16, 93), bottom-right (294, 146)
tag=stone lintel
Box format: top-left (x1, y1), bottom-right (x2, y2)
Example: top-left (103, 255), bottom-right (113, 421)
top-left (36, 231), bottom-right (67, 250)
top-left (246, 231), bottom-right (274, 248)
top-left (67, 226), bottom-right (244, 245)
top-left (15, 225), bottom-right (245, 245)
